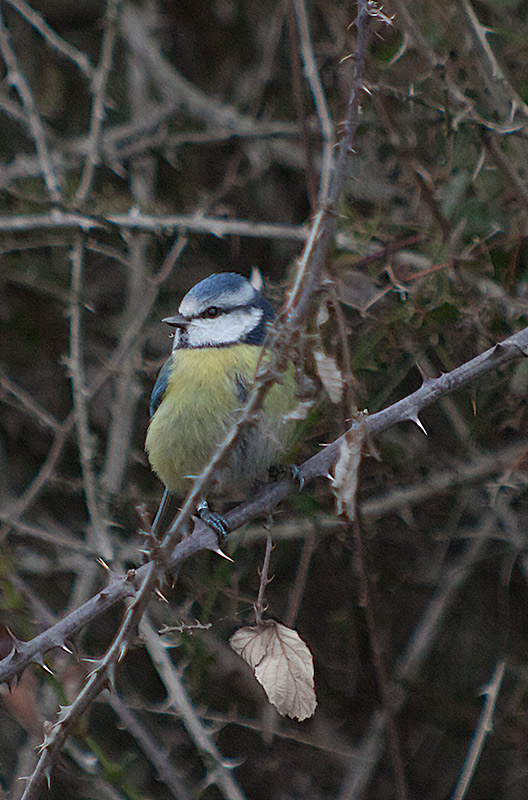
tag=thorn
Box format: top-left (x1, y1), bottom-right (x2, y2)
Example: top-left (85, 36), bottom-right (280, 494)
top-left (96, 558), bottom-right (111, 571)
top-left (416, 362), bottom-right (436, 384)
top-left (155, 588), bottom-right (169, 603)
top-left (61, 644), bottom-right (73, 655)
top-left (409, 415), bottom-right (428, 435)
top-left (38, 661), bottom-right (55, 676)
top-left (212, 546), bottom-right (234, 563)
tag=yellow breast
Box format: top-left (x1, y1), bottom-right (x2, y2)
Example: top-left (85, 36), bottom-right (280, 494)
top-left (145, 345), bottom-right (296, 496)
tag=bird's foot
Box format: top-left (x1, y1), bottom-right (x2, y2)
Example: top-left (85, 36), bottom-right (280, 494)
top-left (197, 499), bottom-right (229, 541)
top-left (289, 464), bottom-right (305, 492)
top-left (268, 463), bottom-right (305, 492)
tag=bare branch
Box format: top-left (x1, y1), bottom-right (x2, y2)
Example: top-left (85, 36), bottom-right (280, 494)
top-left (74, 0), bottom-right (120, 208)
top-left (140, 616), bottom-right (248, 800)
top-left (4, 0), bottom-right (94, 78)
top-left (451, 660), bottom-right (506, 800)
top-left (292, 0), bottom-right (335, 203)
top-left (0, 7), bottom-right (62, 203)
top-left (108, 693), bottom-right (192, 800)
top-left (69, 235), bottom-right (113, 560)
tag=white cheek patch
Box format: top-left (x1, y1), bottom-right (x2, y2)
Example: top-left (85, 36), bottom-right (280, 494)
top-left (187, 307), bottom-right (263, 347)
top-left (171, 328), bottom-right (184, 351)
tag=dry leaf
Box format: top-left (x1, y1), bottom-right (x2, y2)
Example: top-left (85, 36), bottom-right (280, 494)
top-left (283, 399), bottom-right (314, 422)
top-left (313, 347), bottom-right (344, 403)
top-left (316, 299), bottom-right (330, 328)
top-left (230, 620), bottom-right (317, 721)
top-left (332, 426), bottom-right (365, 519)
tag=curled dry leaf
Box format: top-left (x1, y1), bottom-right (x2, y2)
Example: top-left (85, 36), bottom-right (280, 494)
top-left (313, 347), bottom-right (344, 403)
top-left (316, 299), bottom-right (330, 328)
top-left (230, 620), bottom-right (317, 721)
top-left (332, 425), bottom-right (365, 519)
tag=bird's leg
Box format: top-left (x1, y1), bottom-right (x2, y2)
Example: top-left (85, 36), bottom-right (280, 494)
top-left (151, 487), bottom-right (174, 538)
top-left (137, 487), bottom-right (175, 563)
top-left (196, 499), bottom-right (229, 540)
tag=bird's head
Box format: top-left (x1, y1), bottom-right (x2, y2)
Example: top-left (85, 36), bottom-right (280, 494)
top-left (163, 272), bottom-right (275, 349)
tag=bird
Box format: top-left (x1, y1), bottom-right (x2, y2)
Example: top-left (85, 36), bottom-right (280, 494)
top-left (145, 271), bottom-right (298, 534)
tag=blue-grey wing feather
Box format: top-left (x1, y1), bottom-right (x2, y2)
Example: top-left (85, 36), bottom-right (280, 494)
top-left (150, 357), bottom-right (172, 417)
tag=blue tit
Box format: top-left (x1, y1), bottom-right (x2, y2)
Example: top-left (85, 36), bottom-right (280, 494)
top-left (145, 272), bottom-right (297, 514)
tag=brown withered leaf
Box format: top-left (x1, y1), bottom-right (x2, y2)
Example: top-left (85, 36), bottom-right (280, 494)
top-left (230, 620), bottom-right (317, 721)
top-left (313, 347), bottom-right (344, 403)
top-left (332, 425), bottom-right (365, 519)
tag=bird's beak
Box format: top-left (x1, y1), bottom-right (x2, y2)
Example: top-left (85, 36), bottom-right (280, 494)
top-left (162, 313), bottom-right (189, 328)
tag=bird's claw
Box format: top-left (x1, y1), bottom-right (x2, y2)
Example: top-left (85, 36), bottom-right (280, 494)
top-left (289, 464), bottom-right (305, 492)
top-left (269, 462), bottom-right (304, 491)
top-left (197, 499), bottom-right (229, 541)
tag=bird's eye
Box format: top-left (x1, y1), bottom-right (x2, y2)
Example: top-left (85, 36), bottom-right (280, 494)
top-left (202, 306), bottom-right (222, 318)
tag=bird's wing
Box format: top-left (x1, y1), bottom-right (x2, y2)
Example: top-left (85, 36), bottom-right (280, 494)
top-left (150, 357), bottom-right (172, 417)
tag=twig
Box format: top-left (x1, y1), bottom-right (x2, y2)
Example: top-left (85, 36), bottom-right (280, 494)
top-left (462, 0), bottom-right (528, 120)
top-left (254, 530), bottom-right (274, 626)
top-left (5, 421), bottom-right (72, 518)
top-left (286, 0), bottom-right (373, 322)
top-left (3, 231), bottom-right (183, 521)
top-left (69, 235), bottom-right (113, 560)
top-left (287, 0), bottom-right (318, 211)
top-left (361, 440), bottom-right (528, 520)
top-left (285, 528), bottom-right (316, 628)
top-left (0, 368), bottom-right (60, 432)
top-left (338, 533), bottom-right (489, 800)
top-left (100, 31), bottom-right (162, 499)
top-left (140, 616), bottom-right (247, 800)
top-left (0, 209), bottom-right (419, 266)
top-left (74, 0), bottom-right (120, 208)
top-left (481, 131), bottom-right (528, 212)
top-left (451, 660), bottom-right (506, 800)
top-left (0, 6), bottom-right (62, 204)
top-left (109, 693), bottom-right (192, 800)
top-left (292, 0), bottom-right (335, 203)
top-left (19, 562), bottom-right (159, 800)
top-left (0, 514), bottom-right (94, 553)
top-left (4, 0), bottom-right (94, 78)
top-left (351, 500), bottom-right (409, 800)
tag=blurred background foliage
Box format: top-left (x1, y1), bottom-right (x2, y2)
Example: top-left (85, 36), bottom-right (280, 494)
top-left (0, 0), bottom-right (528, 798)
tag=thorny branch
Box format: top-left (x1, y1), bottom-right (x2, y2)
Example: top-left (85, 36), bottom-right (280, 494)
top-left (451, 660), bottom-right (506, 800)
top-left (2, 322), bottom-right (527, 689)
